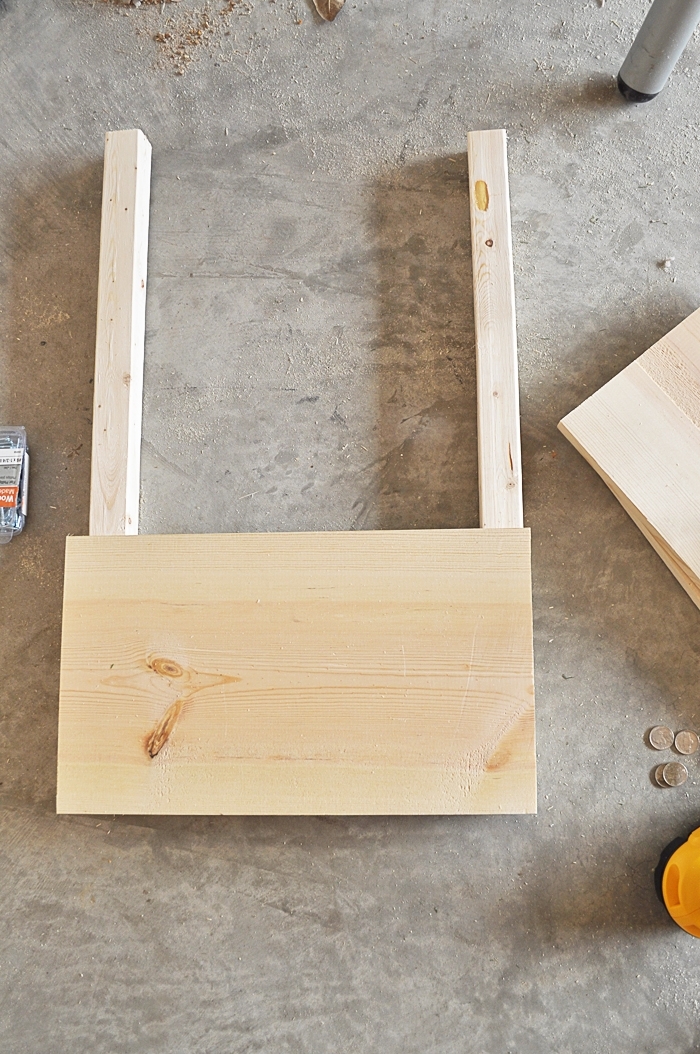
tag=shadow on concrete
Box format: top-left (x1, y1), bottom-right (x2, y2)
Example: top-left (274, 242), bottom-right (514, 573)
top-left (487, 826), bottom-right (674, 941)
top-left (568, 72), bottom-right (629, 113)
top-left (0, 159), bottom-right (102, 807)
top-left (350, 154), bottom-right (478, 531)
top-left (75, 809), bottom-right (677, 943)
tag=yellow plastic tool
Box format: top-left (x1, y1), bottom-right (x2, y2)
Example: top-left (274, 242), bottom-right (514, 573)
top-left (661, 829), bottom-right (700, 937)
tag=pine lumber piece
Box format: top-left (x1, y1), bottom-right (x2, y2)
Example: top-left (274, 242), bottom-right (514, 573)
top-left (467, 130), bottom-right (523, 529)
top-left (559, 307), bottom-right (700, 610)
top-left (89, 129), bottom-right (152, 536)
top-left (56, 529), bottom-right (536, 815)
top-left (57, 127), bottom-right (536, 816)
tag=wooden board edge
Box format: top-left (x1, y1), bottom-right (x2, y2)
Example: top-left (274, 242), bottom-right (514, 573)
top-left (56, 753), bottom-right (538, 816)
top-left (558, 418), bottom-right (700, 611)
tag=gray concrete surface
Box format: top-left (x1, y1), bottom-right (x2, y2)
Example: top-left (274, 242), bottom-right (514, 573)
top-left (2, 0), bottom-right (700, 1050)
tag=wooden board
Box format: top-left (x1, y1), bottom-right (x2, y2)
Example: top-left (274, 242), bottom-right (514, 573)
top-left (56, 529), bottom-right (536, 815)
top-left (559, 307), bottom-right (700, 610)
top-left (89, 129), bottom-right (151, 536)
top-left (468, 130), bottom-right (523, 529)
top-left (58, 128), bottom-right (536, 816)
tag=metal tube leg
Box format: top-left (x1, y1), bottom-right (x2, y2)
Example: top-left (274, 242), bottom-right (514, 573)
top-left (618, 0), bottom-right (700, 101)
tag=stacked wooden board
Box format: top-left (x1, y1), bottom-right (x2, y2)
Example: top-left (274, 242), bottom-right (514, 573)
top-left (559, 308), bottom-right (700, 610)
top-left (56, 128), bottom-right (536, 815)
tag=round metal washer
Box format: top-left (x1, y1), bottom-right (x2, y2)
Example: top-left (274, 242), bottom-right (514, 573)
top-left (654, 764), bottom-right (669, 787)
top-left (649, 725), bottom-right (674, 750)
top-left (675, 730), bottom-right (699, 756)
top-left (663, 761), bottom-right (688, 787)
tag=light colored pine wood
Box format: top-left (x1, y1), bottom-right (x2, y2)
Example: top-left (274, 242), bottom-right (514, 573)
top-left (56, 529), bottom-right (536, 815)
top-left (89, 129), bottom-right (151, 536)
top-left (59, 127), bottom-right (536, 816)
top-left (559, 307), bottom-right (700, 611)
top-left (467, 129), bottom-right (523, 529)
top-left (575, 447), bottom-right (700, 609)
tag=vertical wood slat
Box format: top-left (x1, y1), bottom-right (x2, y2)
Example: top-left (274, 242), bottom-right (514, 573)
top-left (467, 129), bottom-right (523, 529)
top-left (89, 129), bottom-right (151, 536)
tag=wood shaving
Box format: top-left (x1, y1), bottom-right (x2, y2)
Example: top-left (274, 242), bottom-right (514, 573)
top-left (312, 0), bottom-right (344, 20)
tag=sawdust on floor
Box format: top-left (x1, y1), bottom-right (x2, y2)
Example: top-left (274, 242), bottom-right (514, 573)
top-left (100, 0), bottom-right (254, 75)
top-left (152, 0), bottom-right (253, 74)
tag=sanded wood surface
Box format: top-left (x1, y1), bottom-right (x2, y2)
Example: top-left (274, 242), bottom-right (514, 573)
top-left (559, 307), bottom-right (700, 610)
top-left (57, 529), bottom-right (536, 815)
top-left (467, 129), bottom-right (523, 529)
top-left (89, 129), bottom-right (151, 536)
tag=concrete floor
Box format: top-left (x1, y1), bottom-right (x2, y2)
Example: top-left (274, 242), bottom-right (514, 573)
top-left (2, 0), bottom-right (700, 1049)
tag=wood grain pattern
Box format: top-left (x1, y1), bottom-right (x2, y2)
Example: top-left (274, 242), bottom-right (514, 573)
top-left (56, 529), bottom-right (536, 815)
top-left (559, 307), bottom-right (700, 611)
top-left (467, 130), bottom-right (523, 529)
top-left (89, 130), bottom-right (151, 536)
top-left (637, 310), bottom-right (700, 431)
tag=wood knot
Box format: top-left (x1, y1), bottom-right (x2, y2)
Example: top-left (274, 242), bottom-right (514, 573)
top-left (144, 659), bottom-right (241, 758)
top-left (146, 700), bottom-right (184, 758)
top-left (149, 658), bottom-right (184, 678)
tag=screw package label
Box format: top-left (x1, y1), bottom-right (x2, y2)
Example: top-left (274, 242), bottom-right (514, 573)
top-left (0, 450), bottom-right (23, 508)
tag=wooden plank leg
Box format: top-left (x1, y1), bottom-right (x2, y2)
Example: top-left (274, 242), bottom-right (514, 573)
top-left (467, 129), bottom-right (523, 530)
top-left (89, 129), bottom-right (152, 536)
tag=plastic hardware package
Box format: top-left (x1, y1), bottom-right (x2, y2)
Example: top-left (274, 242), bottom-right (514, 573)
top-left (0, 427), bottom-right (29, 543)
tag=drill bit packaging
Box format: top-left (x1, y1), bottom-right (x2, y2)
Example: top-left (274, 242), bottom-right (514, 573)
top-left (0, 427), bottom-right (29, 543)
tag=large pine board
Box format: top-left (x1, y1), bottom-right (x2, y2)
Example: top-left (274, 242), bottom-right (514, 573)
top-left (57, 529), bottom-right (536, 815)
top-left (559, 307), bottom-right (700, 608)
